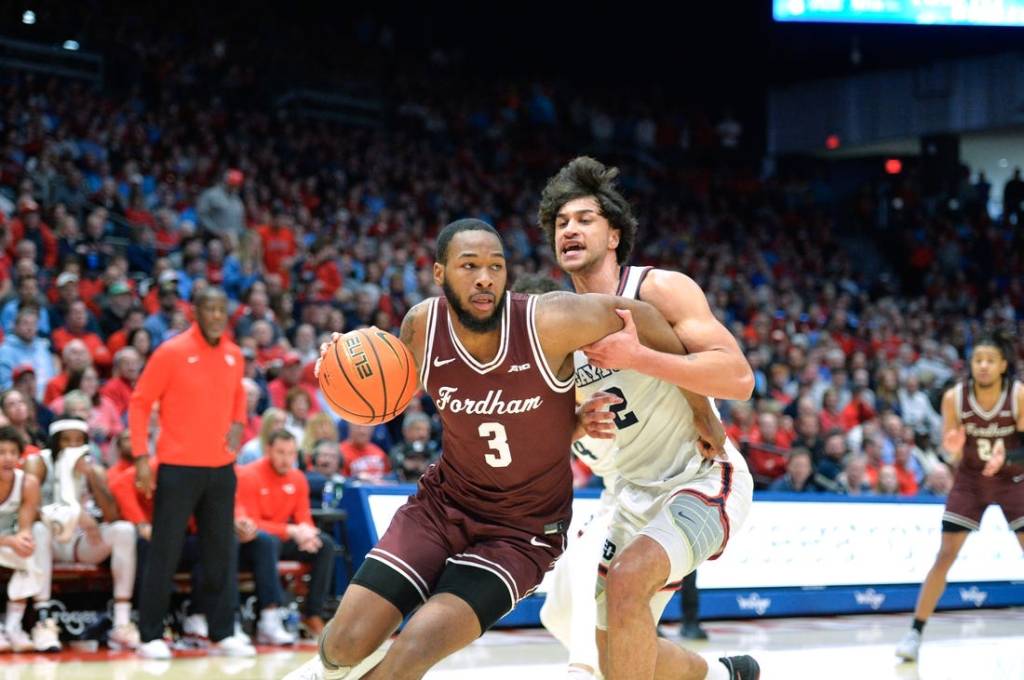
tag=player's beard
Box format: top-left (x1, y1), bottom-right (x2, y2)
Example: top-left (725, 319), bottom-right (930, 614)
top-left (442, 280), bottom-right (506, 334)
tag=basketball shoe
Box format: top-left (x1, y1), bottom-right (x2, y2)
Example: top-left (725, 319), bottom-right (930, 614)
top-left (719, 655), bottom-right (760, 679)
top-left (895, 630), bottom-right (921, 662)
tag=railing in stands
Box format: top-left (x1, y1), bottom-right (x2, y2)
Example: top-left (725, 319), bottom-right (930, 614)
top-left (0, 35), bottom-right (103, 88)
top-left (275, 88), bottom-right (384, 127)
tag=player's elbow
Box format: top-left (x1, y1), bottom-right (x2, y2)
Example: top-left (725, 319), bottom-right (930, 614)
top-left (729, 364), bottom-right (755, 401)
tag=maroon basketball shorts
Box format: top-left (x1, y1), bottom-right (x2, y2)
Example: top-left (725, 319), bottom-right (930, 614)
top-left (350, 483), bottom-right (566, 632)
top-left (942, 471), bottom-right (1024, 532)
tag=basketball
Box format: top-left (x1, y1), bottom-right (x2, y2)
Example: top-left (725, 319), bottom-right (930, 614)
top-left (318, 328), bottom-right (418, 425)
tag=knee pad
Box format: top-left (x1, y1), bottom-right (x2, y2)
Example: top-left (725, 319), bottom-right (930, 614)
top-left (663, 493), bottom-right (725, 567)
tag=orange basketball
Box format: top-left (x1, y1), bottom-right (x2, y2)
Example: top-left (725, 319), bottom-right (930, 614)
top-left (318, 328), bottom-right (418, 425)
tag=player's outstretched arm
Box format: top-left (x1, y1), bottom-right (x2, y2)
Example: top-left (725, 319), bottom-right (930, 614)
top-left (582, 270), bottom-right (753, 401)
top-left (535, 290), bottom-right (685, 370)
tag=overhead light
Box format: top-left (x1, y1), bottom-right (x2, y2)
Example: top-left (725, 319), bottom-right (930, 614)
top-left (62, 40), bottom-right (79, 51)
top-left (999, 158), bottom-right (1009, 168)
top-left (22, 10), bottom-right (35, 24)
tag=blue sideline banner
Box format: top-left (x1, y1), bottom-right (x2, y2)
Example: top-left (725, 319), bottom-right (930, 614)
top-left (342, 486), bottom-right (1024, 626)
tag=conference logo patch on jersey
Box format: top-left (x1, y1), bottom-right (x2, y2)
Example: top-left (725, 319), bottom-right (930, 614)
top-left (574, 363), bottom-right (618, 388)
top-left (508, 363), bottom-right (531, 372)
top-left (434, 386), bottom-right (543, 415)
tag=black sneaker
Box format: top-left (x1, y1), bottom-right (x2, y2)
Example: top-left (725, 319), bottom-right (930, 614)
top-left (719, 655), bottom-right (760, 680)
top-left (681, 621), bottom-right (709, 640)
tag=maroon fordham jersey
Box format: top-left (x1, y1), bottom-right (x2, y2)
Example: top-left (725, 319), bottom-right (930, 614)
top-left (957, 380), bottom-right (1023, 478)
top-left (418, 292), bottom-right (576, 536)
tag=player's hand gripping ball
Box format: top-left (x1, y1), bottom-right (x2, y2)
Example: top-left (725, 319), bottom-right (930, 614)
top-left (318, 328), bottom-right (418, 425)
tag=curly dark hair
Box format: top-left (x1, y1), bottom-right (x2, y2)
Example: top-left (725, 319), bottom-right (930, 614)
top-left (972, 327), bottom-right (1017, 388)
top-left (537, 156), bottom-right (638, 265)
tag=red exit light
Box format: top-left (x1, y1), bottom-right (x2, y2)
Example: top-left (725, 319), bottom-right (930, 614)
top-left (825, 134), bottom-right (841, 150)
top-left (885, 158), bottom-right (903, 174)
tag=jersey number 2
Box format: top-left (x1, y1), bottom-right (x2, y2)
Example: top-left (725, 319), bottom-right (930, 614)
top-left (479, 422), bottom-right (512, 468)
top-left (605, 387), bottom-right (638, 429)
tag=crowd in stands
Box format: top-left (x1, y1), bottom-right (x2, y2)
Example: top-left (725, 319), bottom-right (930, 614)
top-left (1, 64), bottom-right (1022, 506)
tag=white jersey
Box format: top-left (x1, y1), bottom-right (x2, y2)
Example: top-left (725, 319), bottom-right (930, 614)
top-left (0, 469), bottom-right (25, 535)
top-left (37, 448), bottom-right (88, 507)
top-left (570, 434), bottom-right (619, 500)
top-left (574, 265), bottom-right (718, 491)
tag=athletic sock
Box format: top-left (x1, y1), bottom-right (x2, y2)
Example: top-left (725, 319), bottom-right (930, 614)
top-left (32, 601), bottom-right (50, 621)
top-left (114, 601), bottom-right (132, 628)
top-left (703, 656), bottom-right (730, 680)
top-left (6, 601), bottom-right (26, 632)
top-left (912, 618), bottom-right (926, 634)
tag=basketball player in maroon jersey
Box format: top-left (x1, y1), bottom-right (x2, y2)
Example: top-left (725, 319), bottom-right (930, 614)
top-left (286, 218), bottom-right (728, 680)
top-left (896, 330), bottom-right (1024, 662)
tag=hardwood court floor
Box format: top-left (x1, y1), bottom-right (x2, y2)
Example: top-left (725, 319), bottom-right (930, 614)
top-left (3, 608), bottom-right (1023, 679)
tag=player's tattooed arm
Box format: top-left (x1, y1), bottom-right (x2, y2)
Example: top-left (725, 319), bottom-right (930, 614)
top-left (399, 300), bottom-right (430, 377)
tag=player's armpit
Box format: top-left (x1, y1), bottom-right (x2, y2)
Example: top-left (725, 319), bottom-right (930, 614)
top-left (399, 300), bottom-right (431, 374)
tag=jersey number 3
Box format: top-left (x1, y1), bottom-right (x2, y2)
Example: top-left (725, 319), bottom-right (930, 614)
top-left (479, 422), bottom-right (512, 468)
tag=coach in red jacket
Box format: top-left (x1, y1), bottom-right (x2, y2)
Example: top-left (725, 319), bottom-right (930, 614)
top-left (236, 429), bottom-right (335, 638)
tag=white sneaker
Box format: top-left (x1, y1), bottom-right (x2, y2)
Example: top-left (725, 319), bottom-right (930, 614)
top-left (137, 638), bottom-right (173, 659)
top-left (257, 612), bottom-right (297, 645)
top-left (109, 622), bottom-right (142, 650)
top-left (31, 618), bottom-right (62, 652)
top-left (183, 613), bottom-right (209, 639)
top-left (212, 634), bottom-right (256, 657)
top-left (895, 629), bottom-right (921, 662)
top-left (233, 621), bottom-right (252, 644)
top-left (0, 627), bottom-right (11, 652)
top-left (7, 625), bottom-right (34, 652)
top-left (282, 643), bottom-right (390, 680)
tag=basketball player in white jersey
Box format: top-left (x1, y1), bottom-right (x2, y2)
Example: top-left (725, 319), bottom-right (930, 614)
top-left (0, 426), bottom-right (59, 652)
top-left (538, 157), bottom-right (758, 680)
top-left (23, 418), bottom-right (141, 649)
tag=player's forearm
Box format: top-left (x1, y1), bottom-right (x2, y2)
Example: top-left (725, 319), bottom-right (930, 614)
top-left (631, 346), bottom-right (754, 401)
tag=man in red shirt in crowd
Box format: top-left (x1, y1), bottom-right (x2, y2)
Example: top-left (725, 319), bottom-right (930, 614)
top-left (267, 352), bottom-right (320, 414)
top-left (50, 301), bottom-right (111, 373)
top-left (44, 339), bottom-right (92, 405)
top-left (8, 198), bottom-right (57, 269)
top-left (236, 429), bottom-right (335, 640)
top-left (258, 211), bottom-right (297, 289)
top-left (100, 348), bottom-right (142, 417)
top-left (340, 424), bottom-right (391, 482)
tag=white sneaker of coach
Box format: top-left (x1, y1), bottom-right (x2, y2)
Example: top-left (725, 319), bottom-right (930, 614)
top-left (212, 632), bottom-right (257, 657)
top-left (137, 638), bottom-right (173, 659)
top-left (257, 611), bottom-right (297, 645)
top-left (182, 613), bottom-right (209, 639)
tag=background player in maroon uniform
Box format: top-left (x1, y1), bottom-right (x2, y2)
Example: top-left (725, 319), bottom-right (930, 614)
top-left (287, 219), bottom-right (710, 680)
top-left (896, 330), bottom-right (1024, 662)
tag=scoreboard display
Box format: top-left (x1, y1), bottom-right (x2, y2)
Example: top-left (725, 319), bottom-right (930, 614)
top-left (773, 0), bottom-right (1024, 27)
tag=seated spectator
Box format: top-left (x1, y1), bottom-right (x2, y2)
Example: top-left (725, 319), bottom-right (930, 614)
top-left (98, 279), bottom-right (137, 340)
top-left (769, 449), bottom-right (820, 492)
top-left (892, 443), bottom-right (920, 496)
top-left (791, 412), bottom-right (824, 460)
top-left (11, 365), bottom-right (54, 435)
top-left (838, 456), bottom-right (873, 496)
top-left (301, 412), bottom-right (339, 466)
top-left (43, 339), bottom-right (92, 404)
top-left (862, 436), bottom-right (885, 487)
top-left (109, 430), bottom-right (136, 477)
top-left (106, 308), bottom-right (147, 356)
top-left (127, 327), bottom-right (154, 363)
top-left (814, 431), bottom-right (848, 489)
top-left (918, 464), bottom-right (953, 497)
top-left (0, 307), bottom-right (57, 398)
top-left (840, 387), bottom-right (877, 431)
top-left (143, 275), bottom-right (185, 347)
top-left (292, 324), bottom-right (320, 365)
top-left (388, 412), bottom-right (439, 483)
top-left (51, 374), bottom-right (124, 456)
top-left (100, 347), bottom-right (143, 417)
top-left (48, 270), bottom-right (94, 334)
top-left (876, 465), bottom-right (900, 496)
top-left (240, 378), bottom-right (264, 444)
top-left (1, 389), bottom-right (44, 452)
top-left (742, 411), bottom-right (792, 488)
top-left (23, 418), bottom-right (140, 649)
top-left (0, 425), bottom-right (59, 653)
top-left (1, 275), bottom-right (51, 338)
top-left (818, 389), bottom-right (843, 433)
top-left (725, 401), bottom-right (757, 443)
top-left (236, 430), bottom-right (335, 640)
top-left (50, 301), bottom-right (112, 373)
top-left (267, 352), bottom-right (320, 415)
top-left (340, 423), bottom-right (392, 483)
top-left (306, 439), bottom-right (345, 509)
top-left (251, 319), bottom-right (288, 370)
top-left (898, 375), bottom-right (941, 441)
top-left (238, 407), bottom-right (287, 465)
top-left (283, 387), bottom-right (312, 444)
